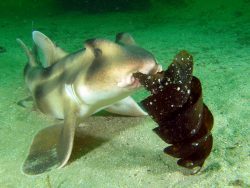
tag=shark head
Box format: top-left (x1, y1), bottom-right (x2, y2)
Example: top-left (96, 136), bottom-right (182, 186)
top-left (79, 33), bottom-right (162, 104)
top-left (72, 33), bottom-right (162, 109)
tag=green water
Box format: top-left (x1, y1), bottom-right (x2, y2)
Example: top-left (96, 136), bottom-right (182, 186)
top-left (0, 0), bottom-right (249, 187)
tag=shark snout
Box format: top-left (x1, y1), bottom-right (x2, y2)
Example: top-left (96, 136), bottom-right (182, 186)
top-left (138, 60), bottom-right (162, 75)
top-left (117, 63), bottom-right (162, 89)
top-left (149, 64), bottom-right (163, 74)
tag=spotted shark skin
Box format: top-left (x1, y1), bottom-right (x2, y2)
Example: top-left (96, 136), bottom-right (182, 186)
top-left (17, 31), bottom-right (162, 175)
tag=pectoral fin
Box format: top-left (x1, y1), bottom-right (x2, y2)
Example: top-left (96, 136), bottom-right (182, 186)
top-left (105, 96), bottom-right (147, 116)
top-left (22, 107), bottom-right (78, 175)
top-left (57, 110), bottom-right (77, 169)
top-left (22, 124), bottom-right (63, 175)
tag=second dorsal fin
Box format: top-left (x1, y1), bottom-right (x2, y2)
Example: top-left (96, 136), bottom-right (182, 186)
top-left (32, 31), bottom-right (68, 67)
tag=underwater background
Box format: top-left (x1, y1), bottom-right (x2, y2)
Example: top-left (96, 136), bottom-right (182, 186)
top-left (0, 0), bottom-right (249, 187)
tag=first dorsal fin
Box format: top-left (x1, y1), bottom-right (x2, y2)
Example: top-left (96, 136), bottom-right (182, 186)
top-left (32, 31), bottom-right (68, 67)
top-left (115, 33), bottom-right (136, 46)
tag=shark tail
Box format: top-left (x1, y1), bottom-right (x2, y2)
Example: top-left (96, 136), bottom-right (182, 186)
top-left (16, 38), bottom-right (37, 67)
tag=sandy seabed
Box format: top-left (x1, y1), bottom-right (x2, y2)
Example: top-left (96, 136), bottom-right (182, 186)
top-left (0, 2), bottom-right (249, 188)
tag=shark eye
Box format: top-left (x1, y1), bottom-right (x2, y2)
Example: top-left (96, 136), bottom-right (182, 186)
top-left (94, 48), bottom-right (102, 58)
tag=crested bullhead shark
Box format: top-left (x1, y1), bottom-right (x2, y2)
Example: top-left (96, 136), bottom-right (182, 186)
top-left (17, 31), bottom-right (162, 175)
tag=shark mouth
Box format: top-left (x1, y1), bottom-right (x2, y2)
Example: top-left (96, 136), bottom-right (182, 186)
top-left (117, 64), bottom-right (163, 89)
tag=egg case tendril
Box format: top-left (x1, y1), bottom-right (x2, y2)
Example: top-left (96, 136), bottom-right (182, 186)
top-left (133, 50), bottom-right (214, 173)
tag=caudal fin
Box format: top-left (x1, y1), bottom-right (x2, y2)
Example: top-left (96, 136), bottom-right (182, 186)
top-left (16, 38), bottom-right (37, 67)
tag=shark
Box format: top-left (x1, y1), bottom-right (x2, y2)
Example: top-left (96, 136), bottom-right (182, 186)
top-left (17, 31), bottom-right (162, 175)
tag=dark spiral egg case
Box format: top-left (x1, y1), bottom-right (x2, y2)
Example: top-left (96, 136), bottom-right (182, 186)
top-left (133, 51), bottom-right (214, 172)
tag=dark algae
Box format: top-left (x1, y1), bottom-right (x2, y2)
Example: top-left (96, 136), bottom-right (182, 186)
top-left (133, 50), bottom-right (214, 174)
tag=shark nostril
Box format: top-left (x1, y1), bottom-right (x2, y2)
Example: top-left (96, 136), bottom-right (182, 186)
top-left (126, 74), bottom-right (134, 84)
top-left (131, 76), bottom-right (135, 83)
